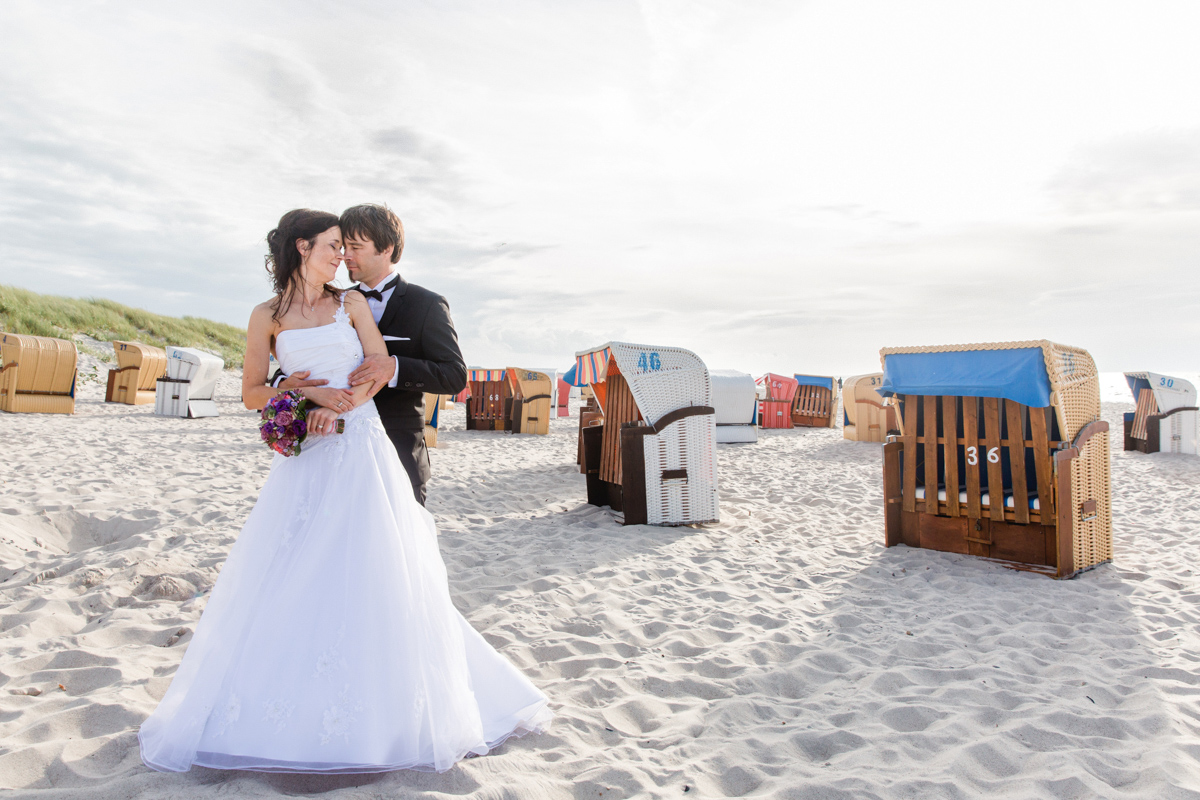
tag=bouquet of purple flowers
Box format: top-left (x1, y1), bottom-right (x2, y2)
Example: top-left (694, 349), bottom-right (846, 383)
top-left (259, 390), bottom-right (342, 457)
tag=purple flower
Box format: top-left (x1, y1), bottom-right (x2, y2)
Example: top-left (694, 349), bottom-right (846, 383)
top-left (275, 410), bottom-right (294, 427)
top-left (295, 421), bottom-right (307, 436)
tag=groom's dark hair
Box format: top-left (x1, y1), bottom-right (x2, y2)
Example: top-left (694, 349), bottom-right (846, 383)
top-left (340, 204), bottom-right (404, 264)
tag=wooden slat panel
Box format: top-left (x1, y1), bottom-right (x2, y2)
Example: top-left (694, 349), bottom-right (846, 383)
top-left (923, 395), bottom-right (939, 513)
top-left (1006, 401), bottom-right (1030, 524)
top-left (943, 396), bottom-right (960, 516)
top-left (600, 374), bottom-right (640, 486)
top-left (1132, 388), bottom-right (1156, 439)
top-left (793, 386), bottom-right (831, 417)
top-left (963, 397), bottom-right (982, 519)
top-left (1030, 407), bottom-right (1054, 518)
top-left (901, 395), bottom-right (917, 513)
top-left (983, 398), bottom-right (1005, 522)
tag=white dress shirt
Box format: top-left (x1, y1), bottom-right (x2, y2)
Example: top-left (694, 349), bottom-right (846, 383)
top-left (358, 271), bottom-right (402, 389)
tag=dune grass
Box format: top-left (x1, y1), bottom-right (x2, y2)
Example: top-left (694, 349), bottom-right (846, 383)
top-left (0, 284), bottom-right (247, 368)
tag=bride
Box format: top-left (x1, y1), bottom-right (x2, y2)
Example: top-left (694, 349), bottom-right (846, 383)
top-left (138, 209), bottom-right (551, 774)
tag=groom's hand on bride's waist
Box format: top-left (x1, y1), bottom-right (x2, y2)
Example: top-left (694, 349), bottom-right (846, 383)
top-left (349, 354), bottom-right (398, 395)
top-left (278, 370), bottom-right (329, 391)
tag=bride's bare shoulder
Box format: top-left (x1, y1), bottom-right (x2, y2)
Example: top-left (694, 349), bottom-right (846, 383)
top-left (248, 299), bottom-right (280, 332)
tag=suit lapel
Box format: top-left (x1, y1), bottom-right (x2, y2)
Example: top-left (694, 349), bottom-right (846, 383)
top-left (376, 275), bottom-right (408, 334)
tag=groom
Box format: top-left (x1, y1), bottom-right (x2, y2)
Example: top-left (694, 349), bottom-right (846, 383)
top-left (275, 204), bottom-right (467, 505)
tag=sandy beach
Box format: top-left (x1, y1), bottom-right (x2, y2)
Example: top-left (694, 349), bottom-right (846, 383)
top-left (3, 373), bottom-right (1200, 799)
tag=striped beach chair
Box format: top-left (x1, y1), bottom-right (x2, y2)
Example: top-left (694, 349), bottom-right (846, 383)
top-left (465, 368), bottom-right (510, 431)
top-left (1122, 373), bottom-right (1198, 455)
top-left (574, 342), bottom-right (719, 526)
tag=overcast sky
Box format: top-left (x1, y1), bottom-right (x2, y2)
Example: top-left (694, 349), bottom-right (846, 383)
top-left (2, 1), bottom-right (1198, 376)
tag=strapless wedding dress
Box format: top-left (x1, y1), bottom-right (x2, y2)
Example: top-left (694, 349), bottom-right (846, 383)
top-left (138, 302), bottom-right (551, 773)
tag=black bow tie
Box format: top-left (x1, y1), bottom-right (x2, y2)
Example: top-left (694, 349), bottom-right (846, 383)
top-left (355, 276), bottom-right (399, 302)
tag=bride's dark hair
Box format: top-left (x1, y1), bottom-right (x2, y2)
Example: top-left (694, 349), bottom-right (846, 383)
top-left (265, 208), bottom-right (342, 321)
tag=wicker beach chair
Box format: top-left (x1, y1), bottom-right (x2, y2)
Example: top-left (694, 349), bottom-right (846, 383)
top-left (0, 333), bottom-right (78, 415)
top-left (154, 346), bottom-right (223, 418)
top-left (107, 341), bottom-right (167, 405)
top-left (792, 374), bottom-right (839, 428)
top-left (575, 342), bottom-right (719, 526)
top-left (711, 370), bottom-right (758, 443)
top-left (1122, 373), bottom-right (1198, 455)
top-left (842, 373), bottom-right (896, 442)
top-left (756, 373), bottom-right (797, 429)
top-left (424, 392), bottom-right (443, 447)
top-left (880, 340), bottom-right (1112, 578)
top-left (465, 368), bottom-right (510, 431)
top-left (507, 368), bottom-right (553, 435)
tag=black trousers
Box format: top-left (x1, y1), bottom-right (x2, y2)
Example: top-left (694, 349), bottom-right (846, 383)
top-left (381, 419), bottom-right (430, 506)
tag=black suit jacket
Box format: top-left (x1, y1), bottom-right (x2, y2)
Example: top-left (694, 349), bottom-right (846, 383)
top-left (370, 277), bottom-right (467, 430)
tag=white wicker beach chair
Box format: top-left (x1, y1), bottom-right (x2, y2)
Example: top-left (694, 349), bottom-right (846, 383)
top-left (575, 342), bottom-right (719, 526)
top-left (1122, 372), bottom-right (1198, 455)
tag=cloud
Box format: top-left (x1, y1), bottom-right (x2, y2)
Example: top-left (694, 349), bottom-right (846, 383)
top-left (1048, 128), bottom-right (1200, 214)
top-left (1, 0), bottom-right (1199, 376)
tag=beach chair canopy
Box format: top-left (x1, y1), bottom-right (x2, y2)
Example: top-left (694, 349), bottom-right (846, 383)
top-left (881, 340), bottom-right (1099, 442)
top-left (1125, 372), bottom-right (1197, 414)
top-left (573, 342), bottom-right (711, 424)
top-left (467, 368), bottom-right (506, 382)
top-left (794, 374), bottom-right (834, 390)
top-left (880, 347), bottom-right (1052, 408)
top-left (165, 346), bottom-right (224, 399)
top-left (756, 373), bottom-right (798, 400)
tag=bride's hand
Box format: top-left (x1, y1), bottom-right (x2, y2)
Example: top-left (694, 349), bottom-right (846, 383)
top-left (308, 407), bottom-right (340, 436)
top-left (301, 386), bottom-right (354, 414)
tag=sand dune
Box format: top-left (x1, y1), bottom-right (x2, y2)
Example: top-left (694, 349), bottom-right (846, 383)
top-left (3, 375), bottom-right (1200, 798)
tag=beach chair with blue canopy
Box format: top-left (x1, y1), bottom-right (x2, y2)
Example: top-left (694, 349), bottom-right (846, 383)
top-left (791, 374), bottom-right (839, 428)
top-left (1122, 372), bottom-right (1198, 455)
top-left (574, 342), bottom-right (719, 526)
top-left (880, 340), bottom-right (1111, 578)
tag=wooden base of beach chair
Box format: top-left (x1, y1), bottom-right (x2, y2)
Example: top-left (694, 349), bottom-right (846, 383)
top-left (107, 367), bottom-right (156, 404)
top-left (884, 406), bottom-right (1111, 579)
top-left (1124, 407), bottom-right (1200, 453)
top-left (2, 392), bottom-right (76, 414)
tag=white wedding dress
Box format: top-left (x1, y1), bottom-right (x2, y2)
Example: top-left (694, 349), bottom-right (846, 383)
top-left (139, 302), bottom-right (552, 773)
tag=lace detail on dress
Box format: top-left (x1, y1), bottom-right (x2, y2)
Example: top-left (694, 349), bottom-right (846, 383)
top-left (332, 295), bottom-right (351, 328)
top-left (313, 625), bottom-right (348, 679)
top-left (320, 685), bottom-right (364, 746)
top-left (262, 697), bottom-right (295, 733)
top-left (214, 694), bottom-right (241, 737)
